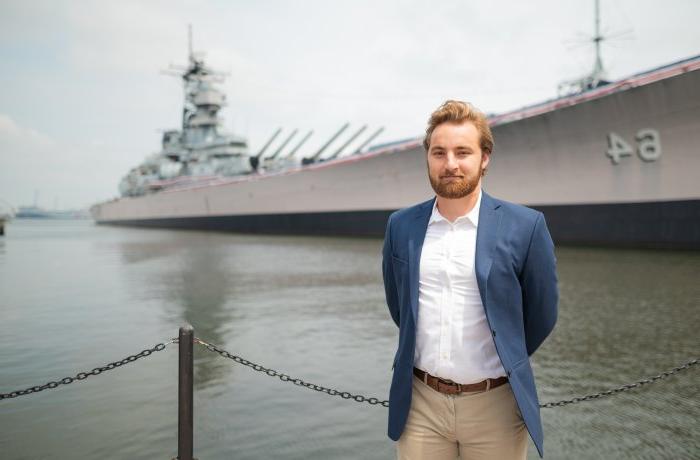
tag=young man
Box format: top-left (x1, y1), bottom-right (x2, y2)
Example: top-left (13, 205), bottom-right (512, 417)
top-left (383, 100), bottom-right (558, 459)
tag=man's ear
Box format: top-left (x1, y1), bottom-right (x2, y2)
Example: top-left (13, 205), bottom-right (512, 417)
top-left (481, 152), bottom-right (491, 174)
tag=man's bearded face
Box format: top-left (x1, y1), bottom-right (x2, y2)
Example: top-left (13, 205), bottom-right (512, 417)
top-left (427, 122), bottom-right (489, 199)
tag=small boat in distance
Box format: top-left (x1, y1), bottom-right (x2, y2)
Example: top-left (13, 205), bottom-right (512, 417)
top-left (15, 206), bottom-right (88, 220)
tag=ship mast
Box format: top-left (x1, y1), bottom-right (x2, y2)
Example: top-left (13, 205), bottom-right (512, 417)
top-left (591, 0), bottom-right (605, 86)
top-left (558, 0), bottom-right (611, 95)
top-left (188, 24), bottom-right (194, 66)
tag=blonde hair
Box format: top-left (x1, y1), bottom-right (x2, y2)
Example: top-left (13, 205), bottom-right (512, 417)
top-left (423, 100), bottom-right (494, 154)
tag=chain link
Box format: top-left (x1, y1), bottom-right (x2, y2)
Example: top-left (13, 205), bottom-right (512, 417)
top-left (0, 340), bottom-right (176, 401)
top-left (194, 338), bottom-right (391, 407)
top-left (3, 336), bottom-right (696, 409)
top-left (539, 358), bottom-right (699, 408)
top-left (195, 338), bottom-right (698, 410)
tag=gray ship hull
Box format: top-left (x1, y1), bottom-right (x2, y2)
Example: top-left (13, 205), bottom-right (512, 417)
top-left (98, 199), bottom-right (699, 249)
top-left (92, 57), bottom-right (700, 249)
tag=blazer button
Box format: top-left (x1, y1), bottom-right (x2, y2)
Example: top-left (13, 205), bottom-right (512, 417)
top-left (491, 330), bottom-right (496, 337)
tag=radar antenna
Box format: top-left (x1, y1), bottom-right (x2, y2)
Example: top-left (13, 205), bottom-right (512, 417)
top-left (557, 0), bottom-right (632, 95)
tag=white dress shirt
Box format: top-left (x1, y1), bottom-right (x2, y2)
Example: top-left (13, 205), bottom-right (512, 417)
top-left (414, 189), bottom-right (506, 384)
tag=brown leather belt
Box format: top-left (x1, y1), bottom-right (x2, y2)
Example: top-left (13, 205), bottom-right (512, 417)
top-left (413, 368), bottom-right (508, 395)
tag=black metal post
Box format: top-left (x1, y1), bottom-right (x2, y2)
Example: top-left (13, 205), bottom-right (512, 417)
top-left (177, 324), bottom-right (195, 460)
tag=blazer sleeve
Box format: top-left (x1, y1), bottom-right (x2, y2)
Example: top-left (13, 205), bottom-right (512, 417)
top-left (382, 214), bottom-right (400, 327)
top-left (521, 212), bottom-right (558, 356)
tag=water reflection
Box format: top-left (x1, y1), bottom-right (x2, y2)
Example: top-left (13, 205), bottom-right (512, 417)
top-left (117, 239), bottom-right (186, 265)
top-left (117, 231), bottom-right (241, 389)
top-left (534, 246), bottom-right (700, 459)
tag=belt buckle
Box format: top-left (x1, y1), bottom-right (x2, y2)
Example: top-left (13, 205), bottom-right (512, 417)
top-left (436, 377), bottom-right (459, 395)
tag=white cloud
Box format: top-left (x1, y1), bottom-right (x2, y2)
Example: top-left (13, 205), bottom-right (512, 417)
top-left (0, 113), bottom-right (128, 208)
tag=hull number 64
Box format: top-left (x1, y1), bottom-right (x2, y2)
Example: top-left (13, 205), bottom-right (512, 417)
top-left (606, 129), bottom-right (662, 164)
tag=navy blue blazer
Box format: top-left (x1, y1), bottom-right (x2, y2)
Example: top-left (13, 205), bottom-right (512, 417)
top-left (382, 191), bottom-right (558, 458)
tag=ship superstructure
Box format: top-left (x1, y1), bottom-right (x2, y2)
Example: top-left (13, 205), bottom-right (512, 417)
top-left (117, 29), bottom-right (384, 198)
top-left (118, 29), bottom-right (251, 197)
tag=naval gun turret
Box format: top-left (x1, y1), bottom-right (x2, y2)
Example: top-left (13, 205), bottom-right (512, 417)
top-left (302, 123), bottom-right (350, 165)
top-left (299, 123), bottom-right (386, 165)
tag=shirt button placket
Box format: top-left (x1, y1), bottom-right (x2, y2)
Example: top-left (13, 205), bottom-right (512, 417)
top-left (442, 227), bottom-right (452, 366)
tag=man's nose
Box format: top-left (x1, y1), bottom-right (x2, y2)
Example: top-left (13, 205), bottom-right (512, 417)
top-left (445, 152), bottom-right (458, 169)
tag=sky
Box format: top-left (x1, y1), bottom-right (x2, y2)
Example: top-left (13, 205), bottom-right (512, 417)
top-left (1, 0), bottom-right (699, 210)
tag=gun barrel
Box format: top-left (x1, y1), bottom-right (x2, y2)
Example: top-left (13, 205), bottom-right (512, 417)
top-left (255, 128), bottom-right (283, 159)
top-left (284, 130), bottom-right (314, 159)
top-left (268, 129), bottom-right (298, 160)
top-left (309, 123), bottom-right (350, 162)
top-left (326, 125), bottom-right (368, 161)
top-left (352, 127), bottom-right (385, 154)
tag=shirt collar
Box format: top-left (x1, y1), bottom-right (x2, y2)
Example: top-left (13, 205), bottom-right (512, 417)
top-left (429, 188), bottom-right (482, 227)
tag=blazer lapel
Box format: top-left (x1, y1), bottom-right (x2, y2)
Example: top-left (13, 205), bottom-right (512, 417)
top-left (408, 198), bottom-right (434, 321)
top-left (475, 191), bottom-right (502, 307)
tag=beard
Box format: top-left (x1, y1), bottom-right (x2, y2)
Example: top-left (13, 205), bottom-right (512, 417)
top-left (428, 165), bottom-right (484, 199)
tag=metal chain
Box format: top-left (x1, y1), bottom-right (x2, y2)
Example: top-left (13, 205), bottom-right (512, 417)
top-left (0, 340), bottom-right (175, 401)
top-left (195, 338), bottom-right (698, 410)
top-left (2, 336), bottom-right (696, 409)
top-left (539, 358), bottom-right (699, 408)
top-left (194, 338), bottom-right (390, 407)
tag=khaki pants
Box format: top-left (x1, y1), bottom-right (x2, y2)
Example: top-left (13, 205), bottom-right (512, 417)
top-left (397, 375), bottom-right (527, 460)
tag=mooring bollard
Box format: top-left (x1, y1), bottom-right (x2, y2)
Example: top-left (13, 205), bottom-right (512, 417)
top-left (175, 324), bottom-right (197, 460)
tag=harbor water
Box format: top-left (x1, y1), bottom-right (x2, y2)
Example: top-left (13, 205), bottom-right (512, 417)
top-left (0, 219), bottom-right (698, 459)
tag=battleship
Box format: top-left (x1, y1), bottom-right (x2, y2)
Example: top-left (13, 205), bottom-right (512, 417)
top-left (91, 24), bottom-right (700, 249)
